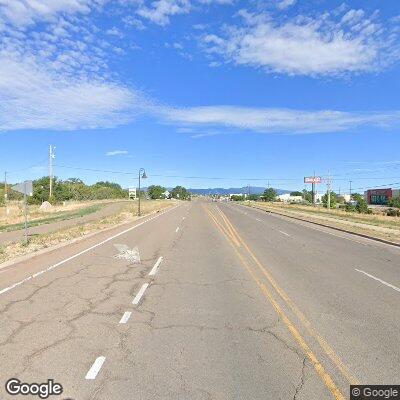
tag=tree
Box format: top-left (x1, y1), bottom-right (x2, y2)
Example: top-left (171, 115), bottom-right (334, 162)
top-left (350, 193), bottom-right (370, 214)
top-left (388, 196), bottom-right (400, 208)
top-left (262, 188), bottom-right (277, 202)
top-left (230, 195), bottom-right (245, 201)
top-left (322, 191), bottom-right (338, 208)
top-left (248, 194), bottom-right (259, 201)
top-left (171, 186), bottom-right (190, 200)
top-left (290, 191), bottom-right (303, 197)
top-left (147, 185), bottom-right (166, 199)
top-left (302, 189), bottom-right (312, 203)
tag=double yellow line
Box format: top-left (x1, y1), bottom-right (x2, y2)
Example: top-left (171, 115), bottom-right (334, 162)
top-left (205, 205), bottom-right (358, 400)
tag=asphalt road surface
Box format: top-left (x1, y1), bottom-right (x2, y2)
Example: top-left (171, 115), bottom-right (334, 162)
top-left (0, 199), bottom-right (399, 399)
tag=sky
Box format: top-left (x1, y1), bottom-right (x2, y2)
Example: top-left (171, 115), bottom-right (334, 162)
top-left (1, 0), bottom-right (400, 193)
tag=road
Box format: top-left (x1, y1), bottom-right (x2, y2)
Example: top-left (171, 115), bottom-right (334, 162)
top-left (0, 201), bottom-right (130, 246)
top-left (0, 199), bottom-right (399, 399)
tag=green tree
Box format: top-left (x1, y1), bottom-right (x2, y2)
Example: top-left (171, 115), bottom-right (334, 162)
top-left (302, 189), bottom-right (312, 203)
top-left (350, 193), bottom-right (370, 214)
top-left (388, 196), bottom-right (400, 208)
top-left (321, 192), bottom-right (338, 208)
top-left (262, 188), bottom-right (277, 202)
top-left (230, 195), bottom-right (245, 201)
top-left (290, 191), bottom-right (303, 197)
top-left (171, 186), bottom-right (191, 200)
top-left (147, 185), bottom-right (166, 199)
top-left (248, 194), bottom-right (259, 201)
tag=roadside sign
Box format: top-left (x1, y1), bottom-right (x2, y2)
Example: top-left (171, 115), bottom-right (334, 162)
top-left (304, 176), bottom-right (322, 184)
top-left (11, 181), bottom-right (33, 243)
top-left (11, 181), bottom-right (33, 196)
top-left (129, 188), bottom-right (137, 199)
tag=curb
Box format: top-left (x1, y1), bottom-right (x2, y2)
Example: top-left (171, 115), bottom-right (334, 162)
top-left (245, 204), bottom-right (400, 249)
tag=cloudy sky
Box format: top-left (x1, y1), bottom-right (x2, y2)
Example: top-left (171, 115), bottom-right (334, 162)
top-left (1, 0), bottom-right (400, 191)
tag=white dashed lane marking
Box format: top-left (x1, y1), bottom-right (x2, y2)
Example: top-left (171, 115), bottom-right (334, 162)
top-left (149, 256), bottom-right (163, 276)
top-left (85, 356), bottom-right (106, 380)
top-left (119, 311), bottom-right (132, 324)
top-left (132, 283), bottom-right (149, 305)
top-left (356, 269), bottom-right (400, 294)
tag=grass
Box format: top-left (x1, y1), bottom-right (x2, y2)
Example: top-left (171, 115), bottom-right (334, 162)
top-left (0, 199), bottom-right (175, 264)
top-left (0, 204), bottom-right (102, 232)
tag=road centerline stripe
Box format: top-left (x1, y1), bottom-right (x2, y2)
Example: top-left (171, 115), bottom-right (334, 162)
top-left (279, 230), bottom-right (290, 237)
top-left (175, 227), bottom-right (180, 232)
top-left (205, 206), bottom-right (345, 400)
top-left (119, 311), bottom-right (132, 324)
top-left (149, 256), bottom-right (163, 276)
top-left (355, 269), bottom-right (400, 293)
top-left (132, 283), bottom-right (149, 305)
top-left (85, 356), bottom-right (106, 380)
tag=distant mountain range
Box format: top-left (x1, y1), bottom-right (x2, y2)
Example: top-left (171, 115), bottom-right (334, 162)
top-left (187, 186), bottom-right (291, 195)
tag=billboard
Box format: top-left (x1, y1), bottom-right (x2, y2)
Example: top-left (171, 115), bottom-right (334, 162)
top-left (304, 176), bottom-right (322, 184)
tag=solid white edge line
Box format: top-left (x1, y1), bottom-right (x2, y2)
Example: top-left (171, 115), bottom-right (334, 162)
top-left (85, 356), bottom-right (106, 380)
top-left (149, 256), bottom-right (163, 276)
top-left (119, 311), bottom-right (132, 324)
top-left (0, 205), bottom-right (179, 297)
top-left (132, 283), bottom-right (149, 305)
top-left (355, 269), bottom-right (400, 294)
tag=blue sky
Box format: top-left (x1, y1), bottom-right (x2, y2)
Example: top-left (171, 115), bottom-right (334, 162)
top-left (1, 0), bottom-right (400, 193)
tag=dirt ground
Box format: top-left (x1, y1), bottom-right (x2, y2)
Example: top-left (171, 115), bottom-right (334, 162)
top-left (0, 199), bottom-right (176, 264)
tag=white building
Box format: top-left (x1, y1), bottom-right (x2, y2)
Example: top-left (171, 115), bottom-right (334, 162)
top-left (278, 194), bottom-right (303, 203)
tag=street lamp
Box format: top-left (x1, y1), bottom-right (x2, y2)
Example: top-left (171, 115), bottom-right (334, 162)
top-left (138, 168), bottom-right (147, 216)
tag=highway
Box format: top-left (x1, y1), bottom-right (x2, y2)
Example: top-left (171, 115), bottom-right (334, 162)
top-left (0, 199), bottom-right (399, 399)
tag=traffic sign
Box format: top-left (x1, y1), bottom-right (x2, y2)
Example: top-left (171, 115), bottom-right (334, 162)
top-left (11, 181), bottom-right (33, 196)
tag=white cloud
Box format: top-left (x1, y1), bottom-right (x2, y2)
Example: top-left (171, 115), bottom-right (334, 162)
top-left (201, 9), bottom-right (400, 76)
top-left (160, 105), bottom-right (400, 134)
top-left (106, 26), bottom-right (124, 38)
top-left (276, 0), bottom-right (296, 10)
top-left (136, 0), bottom-right (190, 26)
top-left (106, 150), bottom-right (129, 156)
top-left (0, 0), bottom-right (98, 28)
top-left (0, 0), bottom-right (147, 132)
top-left (0, 54), bottom-right (141, 131)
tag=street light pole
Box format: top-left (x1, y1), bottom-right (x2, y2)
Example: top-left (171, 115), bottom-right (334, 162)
top-left (138, 168), bottom-right (147, 216)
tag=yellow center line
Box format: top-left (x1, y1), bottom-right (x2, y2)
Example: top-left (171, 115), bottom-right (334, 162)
top-left (204, 205), bottom-right (346, 400)
top-left (216, 205), bottom-right (359, 386)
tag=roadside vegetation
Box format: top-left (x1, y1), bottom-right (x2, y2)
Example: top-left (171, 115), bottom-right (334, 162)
top-left (0, 203), bottom-right (102, 232)
top-left (0, 177), bottom-right (128, 206)
top-left (0, 199), bottom-right (174, 264)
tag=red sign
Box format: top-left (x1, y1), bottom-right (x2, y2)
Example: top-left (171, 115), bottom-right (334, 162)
top-left (304, 176), bottom-right (322, 184)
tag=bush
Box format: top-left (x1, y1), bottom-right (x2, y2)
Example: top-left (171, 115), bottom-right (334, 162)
top-left (388, 196), bottom-right (400, 208)
top-left (386, 208), bottom-right (400, 217)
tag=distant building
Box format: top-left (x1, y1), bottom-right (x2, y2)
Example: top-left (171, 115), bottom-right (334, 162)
top-left (278, 194), bottom-right (303, 203)
top-left (364, 188), bottom-right (400, 205)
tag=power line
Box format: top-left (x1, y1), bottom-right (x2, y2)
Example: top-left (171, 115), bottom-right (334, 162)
top-left (52, 164), bottom-right (400, 183)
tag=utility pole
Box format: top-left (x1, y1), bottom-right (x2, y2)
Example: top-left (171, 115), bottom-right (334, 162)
top-left (4, 171), bottom-right (8, 214)
top-left (326, 171), bottom-right (331, 210)
top-left (49, 145), bottom-right (55, 200)
top-left (349, 180), bottom-right (353, 199)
